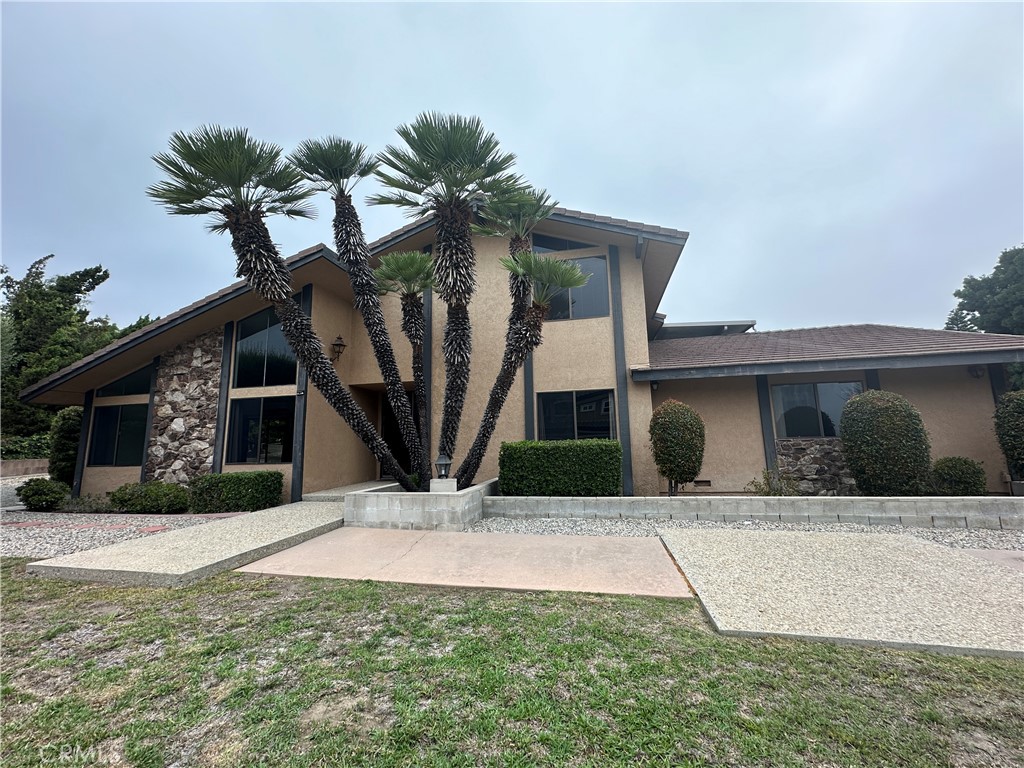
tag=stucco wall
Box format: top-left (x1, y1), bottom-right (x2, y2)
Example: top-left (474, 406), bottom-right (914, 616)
top-left (880, 366), bottom-right (1009, 493)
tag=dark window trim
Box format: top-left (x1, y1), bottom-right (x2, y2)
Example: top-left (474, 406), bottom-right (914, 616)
top-left (72, 390), bottom-right (94, 497)
top-left (225, 395), bottom-right (296, 465)
top-left (96, 362), bottom-right (156, 398)
top-left (139, 356), bottom-right (160, 482)
top-left (537, 389), bottom-right (617, 441)
top-left (87, 403), bottom-right (148, 467)
top-left (769, 380), bottom-right (864, 439)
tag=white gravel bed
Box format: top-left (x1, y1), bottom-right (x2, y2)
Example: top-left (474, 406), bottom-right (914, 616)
top-left (468, 516), bottom-right (1024, 550)
top-left (0, 473), bottom-right (47, 509)
top-left (1, 510), bottom-right (226, 559)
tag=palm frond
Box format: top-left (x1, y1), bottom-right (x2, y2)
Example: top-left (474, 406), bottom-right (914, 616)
top-left (289, 137), bottom-right (379, 196)
top-left (475, 187), bottom-right (557, 239)
top-left (374, 251), bottom-right (435, 296)
top-left (501, 251), bottom-right (588, 307)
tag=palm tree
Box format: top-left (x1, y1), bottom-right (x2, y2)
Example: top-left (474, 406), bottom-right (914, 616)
top-left (146, 126), bottom-right (417, 490)
top-left (369, 112), bottom-right (522, 467)
top-left (288, 137), bottom-right (424, 481)
top-left (374, 251), bottom-right (435, 485)
top-left (456, 250), bottom-right (588, 487)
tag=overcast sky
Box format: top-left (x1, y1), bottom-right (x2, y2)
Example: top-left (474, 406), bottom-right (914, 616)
top-left (3, 2), bottom-right (1021, 333)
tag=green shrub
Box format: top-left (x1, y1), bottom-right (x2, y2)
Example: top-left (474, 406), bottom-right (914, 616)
top-left (188, 471), bottom-right (284, 514)
top-left (649, 399), bottom-right (705, 494)
top-left (16, 478), bottom-right (70, 511)
top-left (994, 391), bottom-right (1024, 479)
top-left (498, 440), bottom-right (622, 496)
top-left (48, 407), bottom-right (82, 486)
top-left (60, 494), bottom-right (113, 514)
top-left (1, 434), bottom-right (51, 460)
top-left (840, 390), bottom-right (932, 496)
top-left (744, 469), bottom-right (800, 496)
top-left (931, 456), bottom-right (987, 496)
top-left (110, 481), bottom-right (189, 514)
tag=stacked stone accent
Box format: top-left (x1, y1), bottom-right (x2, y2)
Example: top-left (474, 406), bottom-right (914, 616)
top-left (145, 328), bottom-right (223, 484)
top-left (775, 437), bottom-right (858, 496)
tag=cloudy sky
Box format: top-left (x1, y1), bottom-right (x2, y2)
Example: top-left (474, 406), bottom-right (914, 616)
top-left (3, 2), bottom-right (1021, 333)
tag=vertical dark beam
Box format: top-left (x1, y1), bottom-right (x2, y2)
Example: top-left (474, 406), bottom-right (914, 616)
top-left (988, 363), bottom-right (1008, 405)
top-left (72, 390), bottom-right (94, 498)
top-left (211, 321), bottom-right (234, 474)
top-left (865, 369), bottom-right (881, 390)
top-left (290, 284), bottom-right (313, 502)
top-left (423, 286), bottom-right (433, 459)
top-left (139, 356), bottom-right (160, 482)
top-left (608, 245), bottom-right (634, 496)
top-left (755, 375), bottom-right (778, 470)
top-left (524, 352), bottom-right (535, 440)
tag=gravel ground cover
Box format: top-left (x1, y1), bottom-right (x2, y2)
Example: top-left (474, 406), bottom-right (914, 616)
top-left (468, 515), bottom-right (1024, 550)
top-left (0, 473), bottom-right (46, 509)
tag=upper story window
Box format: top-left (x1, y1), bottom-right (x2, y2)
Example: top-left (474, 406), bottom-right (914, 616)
top-left (96, 365), bottom-right (153, 397)
top-left (771, 381), bottom-right (863, 438)
top-left (532, 233), bottom-right (596, 253)
top-left (538, 389), bottom-right (616, 440)
top-left (88, 404), bottom-right (148, 466)
top-left (547, 256), bottom-right (610, 321)
top-left (234, 307), bottom-right (296, 388)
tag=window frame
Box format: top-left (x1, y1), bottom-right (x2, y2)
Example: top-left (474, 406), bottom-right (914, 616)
top-left (225, 395), bottom-right (296, 465)
top-left (95, 364), bottom-right (154, 397)
top-left (537, 389), bottom-right (617, 441)
top-left (87, 404), bottom-right (149, 467)
top-left (543, 253), bottom-right (611, 322)
top-left (770, 380), bottom-right (864, 439)
top-left (232, 305), bottom-right (298, 389)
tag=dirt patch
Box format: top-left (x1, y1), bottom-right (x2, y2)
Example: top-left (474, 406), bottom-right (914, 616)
top-left (299, 689), bottom-right (394, 741)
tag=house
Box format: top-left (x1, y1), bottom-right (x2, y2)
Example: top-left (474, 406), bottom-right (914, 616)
top-left (20, 208), bottom-right (1024, 500)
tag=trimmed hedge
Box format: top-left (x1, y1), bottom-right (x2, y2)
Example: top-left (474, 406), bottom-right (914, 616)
top-left (931, 456), bottom-right (987, 496)
top-left (48, 407), bottom-right (82, 486)
top-left (499, 440), bottom-right (622, 497)
top-left (994, 391), bottom-right (1024, 479)
top-left (189, 471), bottom-right (284, 514)
top-left (840, 390), bottom-right (932, 496)
top-left (1, 434), bottom-right (50, 460)
top-left (16, 478), bottom-right (69, 512)
top-left (110, 481), bottom-right (190, 514)
top-left (649, 399), bottom-right (705, 493)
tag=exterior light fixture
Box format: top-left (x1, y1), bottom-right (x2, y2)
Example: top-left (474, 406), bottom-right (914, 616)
top-left (330, 335), bottom-right (347, 362)
top-left (651, 380), bottom-right (660, 392)
top-left (435, 452), bottom-right (452, 480)
top-left (967, 365), bottom-right (985, 379)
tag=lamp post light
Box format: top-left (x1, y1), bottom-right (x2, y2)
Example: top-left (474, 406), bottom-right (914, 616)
top-left (434, 452), bottom-right (452, 480)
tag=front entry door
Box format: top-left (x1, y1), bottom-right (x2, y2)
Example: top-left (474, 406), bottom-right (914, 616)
top-left (379, 392), bottom-right (417, 479)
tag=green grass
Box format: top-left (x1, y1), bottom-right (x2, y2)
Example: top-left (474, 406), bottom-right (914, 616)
top-left (2, 557), bottom-right (1022, 767)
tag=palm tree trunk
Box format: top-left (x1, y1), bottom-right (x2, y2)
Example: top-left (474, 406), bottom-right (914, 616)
top-left (400, 292), bottom-right (431, 488)
top-left (226, 207), bottom-right (416, 491)
top-left (333, 193), bottom-right (424, 478)
top-left (434, 204), bottom-right (476, 461)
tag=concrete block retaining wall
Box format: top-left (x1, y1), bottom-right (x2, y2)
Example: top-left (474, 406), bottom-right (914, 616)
top-left (482, 496), bottom-right (1024, 531)
top-left (0, 459), bottom-right (50, 477)
top-left (345, 479), bottom-right (499, 531)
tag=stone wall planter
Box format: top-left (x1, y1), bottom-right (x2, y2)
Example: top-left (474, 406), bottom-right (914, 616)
top-left (344, 479), bottom-right (499, 531)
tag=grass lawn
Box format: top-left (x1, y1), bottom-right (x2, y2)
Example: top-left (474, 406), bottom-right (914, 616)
top-left (2, 557), bottom-right (1023, 767)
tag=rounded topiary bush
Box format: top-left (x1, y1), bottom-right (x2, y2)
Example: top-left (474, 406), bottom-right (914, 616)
top-left (840, 390), bottom-right (931, 496)
top-left (931, 456), bottom-right (987, 496)
top-left (48, 406), bottom-right (82, 486)
top-left (649, 399), bottom-right (706, 494)
top-left (110, 481), bottom-right (189, 514)
top-left (16, 478), bottom-right (70, 512)
top-left (994, 390), bottom-right (1024, 478)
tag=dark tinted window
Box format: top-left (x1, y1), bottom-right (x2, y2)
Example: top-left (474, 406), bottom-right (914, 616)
top-left (234, 308), bottom-right (296, 388)
top-left (771, 382), bottom-right (863, 438)
top-left (532, 233), bottom-right (596, 253)
top-left (226, 396), bottom-right (295, 464)
top-left (540, 255), bottom-right (609, 321)
top-left (538, 390), bottom-right (615, 441)
top-left (576, 390), bottom-right (614, 438)
top-left (96, 365), bottom-right (153, 397)
top-left (88, 404), bottom-right (148, 466)
top-left (538, 392), bottom-right (574, 440)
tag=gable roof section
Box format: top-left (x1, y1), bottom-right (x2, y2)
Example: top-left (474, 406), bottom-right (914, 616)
top-left (634, 324), bottom-right (1024, 380)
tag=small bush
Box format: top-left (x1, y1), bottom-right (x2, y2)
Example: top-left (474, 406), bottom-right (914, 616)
top-left (744, 469), bottom-right (800, 496)
top-left (649, 399), bottom-right (706, 494)
top-left (994, 391), bottom-right (1024, 479)
top-left (188, 471), bottom-right (284, 514)
top-left (499, 440), bottom-right (622, 497)
top-left (931, 456), bottom-right (987, 496)
top-left (840, 390), bottom-right (932, 496)
top-left (110, 481), bottom-right (189, 514)
top-left (16, 478), bottom-right (70, 511)
top-left (48, 407), bottom-right (82, 486)
top-left (1, 434), bottom-right (51, 460)
top-left (60, 494), bottom-right (113, 514)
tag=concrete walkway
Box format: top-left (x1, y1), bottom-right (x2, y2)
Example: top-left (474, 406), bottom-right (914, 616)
top-left (659, 528), bottom-right (1024, 658)
top-left (238, 528), bottom-right (692, 598)
top-left (26, 502), bottom-right (345, 587)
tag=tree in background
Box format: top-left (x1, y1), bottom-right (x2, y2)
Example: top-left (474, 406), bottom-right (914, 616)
top-left (1, 256), bottom-right (152, 439)
top-left (943, 308), bottom-right (978, 332)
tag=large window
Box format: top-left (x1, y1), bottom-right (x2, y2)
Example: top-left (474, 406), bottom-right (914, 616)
top-left (96, 365), bottom-right (153, 397)
top-left (226, 396), bottom-right (295, 464)
top-left (547, 255), bottom-right (610, 321)
top-left (771, 382), bottom-right (863, 438)
top-left (88, 404), bottom-right (148, 466)
top-left (538, 390), bottom-right (616, 440)
top-left (532, 233), bottom-right (596, 253)
top-left (234, 308), bottom-right (296, 388)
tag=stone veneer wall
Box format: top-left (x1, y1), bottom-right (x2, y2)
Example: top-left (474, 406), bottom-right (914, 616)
top-left (775, 437), bottom-right (858, 496)
top-left (144, 328), bottom-right (223, 484)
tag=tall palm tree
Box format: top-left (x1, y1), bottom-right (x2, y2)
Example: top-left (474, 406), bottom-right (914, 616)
top-left (456, 250), bottom-right (588, 487)
top-left (368, 112), bottom-right (522, 467)
top-left (288, 137), bottom-right (424, 480)
top-left (374, 251), bottom-right (435, 486)
top-left (146, 126), bottom-right (417, 490)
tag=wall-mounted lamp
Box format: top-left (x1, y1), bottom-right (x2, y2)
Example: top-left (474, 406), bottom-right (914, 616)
top-left (967, 365), bottom-right (985, 379)
top-left (330, 335), bottom-right (347, 362)
top-left (651, 380), bottom-right (660, 392)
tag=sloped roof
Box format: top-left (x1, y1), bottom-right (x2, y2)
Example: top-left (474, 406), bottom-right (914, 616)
top-left (635, 324), bottom-right (1024, 380)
